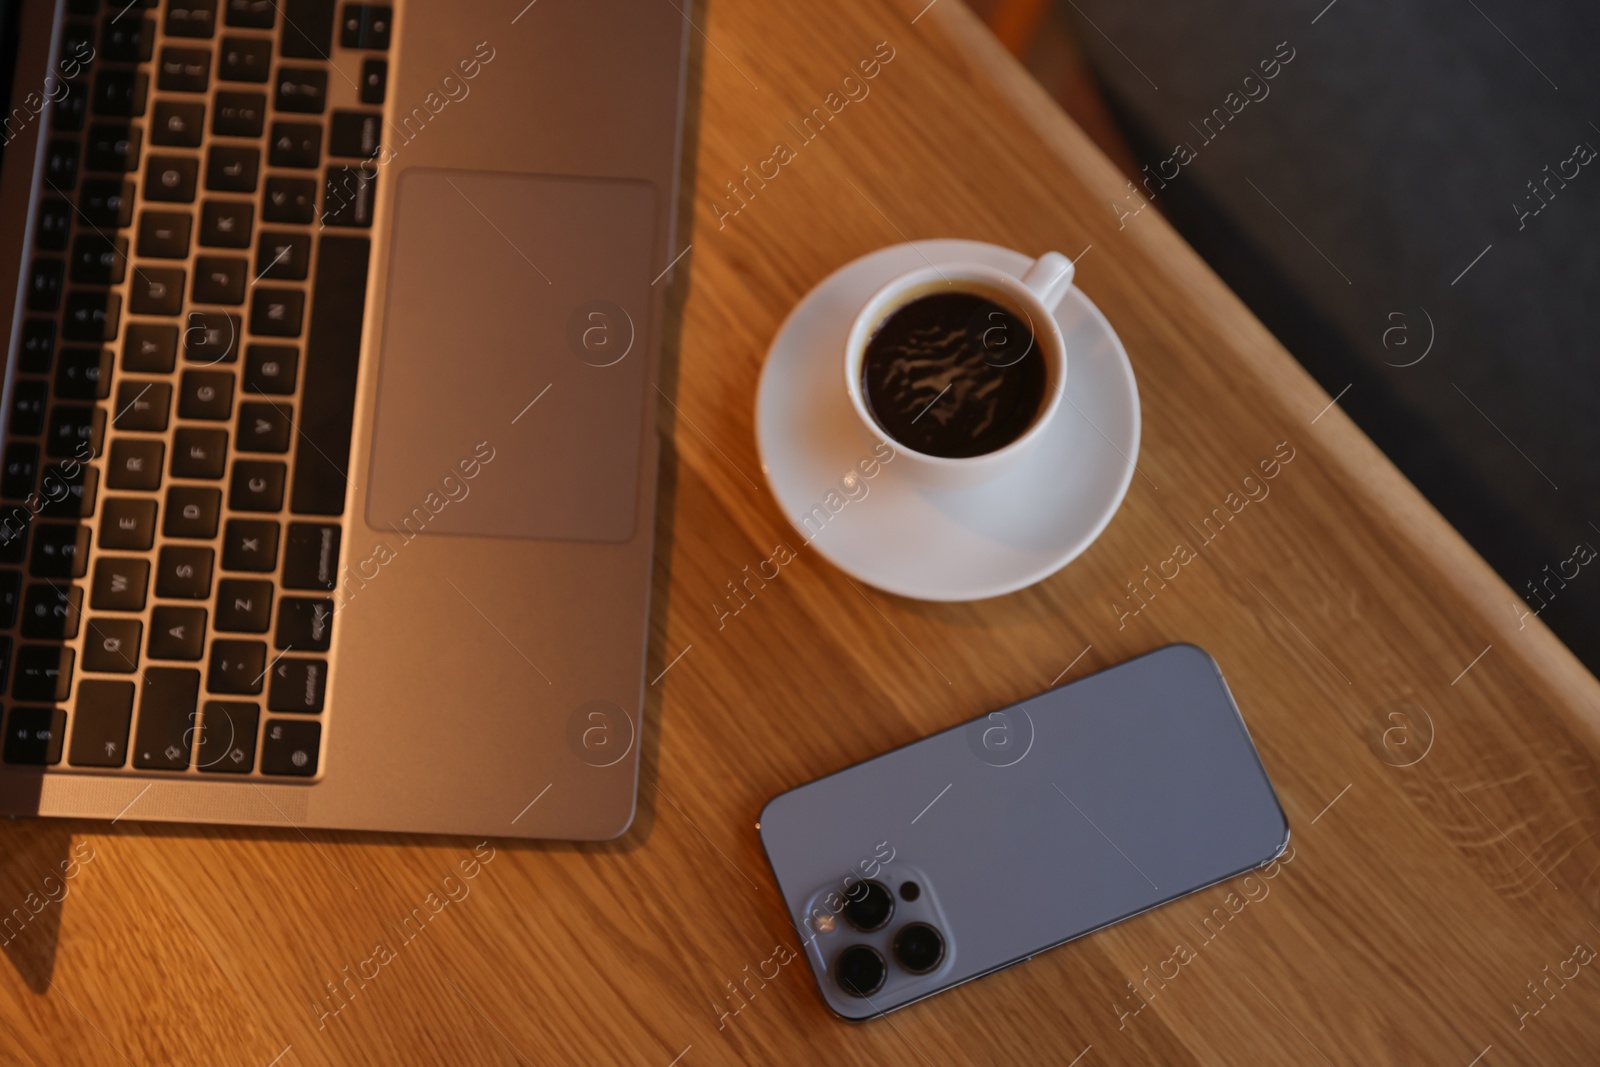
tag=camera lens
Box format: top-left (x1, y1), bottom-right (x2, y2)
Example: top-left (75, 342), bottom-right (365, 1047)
top-left (835, 944), bottom-right (887, 998)
top-left (893, 923), bottom-right (946, 974)
top-left (841, 879), bottom-right (894, 931)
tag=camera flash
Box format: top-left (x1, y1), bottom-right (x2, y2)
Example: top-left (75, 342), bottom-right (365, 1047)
top-left (814, 913), bottom-right (837, 934)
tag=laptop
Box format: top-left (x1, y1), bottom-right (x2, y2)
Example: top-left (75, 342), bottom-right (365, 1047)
top-left (0, 0), bottom-right (689, 838)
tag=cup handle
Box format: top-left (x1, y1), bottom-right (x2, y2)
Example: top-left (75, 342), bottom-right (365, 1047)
top-left (1019, 252), bottom-right (1074, 311)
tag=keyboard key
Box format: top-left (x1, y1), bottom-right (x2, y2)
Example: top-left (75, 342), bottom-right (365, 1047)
top-left (100, 498), bottom-right (157, 550)
top-left (38, 463), bottom-right (97, 518)
top-left (80, 178), bottom-right (134, 227)
top-left (185, 311), bottom-right (241, 364)
top-left (85, 123), bottom-right (141, 172)
top-left (231, 460), bottom-right (286, 512)
top-left (56, 346), bottom-right (113, 398)
top-left (225, 0), bottom-right (276, 29)
top-left (10, 383), bottom-right (46, 436)
top-left (156, 545), bottom-right (214, 598)
top-left (359, 58), bottom-right (386, 104)
top-left (30, 524), bottom-right (89, 579)
top-left (244, 344), bottom-right (298, 393)
top-left (157, 46), bottom-right (211, 93)
top-left (323, 164), bottom-right (376, 227)
top-left (13, 646), bottom-right (73, 701)
top-left (92, 69), bottom-right (147, 117)
top-left (22, 583), bottom-right (83, 639)
top-left (281, 0), bottom-right (335, 59)
top-left (166, 0), bottom-right (217, 38)
top-left (275, 597), bottom-right (331, 651)
top-left (205, 145), bottom-right (259, 194)
top-left (251, 288), bottom-right (304, 336)
top-left (283, 523), bottom-right (339, 590)
top-left (275, 68), bottom-right (328, 114)
top-left (148, 607), bottom-right (207, 660)
top-left (209, 639), bottom-right (265, 694)
top-left (102, 15), bottom-right (156, 62)
top-left (63, 289), bottom-right (121, 340)
top-left (328, 110), bottom-right (381, 159)
top-left (46, 405), bottom-right (104, 457)
top-left (216, 578), bottom-right (272, 631)
top-left (179, 369), bottom-right (234, 419)
top-left (171, 428), bottom-right (229, 480)
top-left (44, 140), bottom-right (79, 192)
top-left (262, 177), bottom-right (316, 223)
top-left (193, 254), bottom-right (249, 303)
top-left (69, 233), bottom-right (126, 285)
top-left (51, 88), bottom-right (88, 133)
top-left (35, 198), bottom-right (72, 250)
top-left (261, 718), bottom-right (319, 775)
top-left (27, 258), bottom-right (63, 311)
top-left (83, 618), bottom-right (143, 673)
top-left (63, 18), bottom-right (97, 56)
top-left (200, 199), bottom-right (254, 247)
top-left (238, 402), bottom-right (292, 453)
top-left (132, 667), bottom-right (200, 769)
top-left (108, 438), bottom-right (164, 494)
top-left (124, 323), bottom-right (177, 373)
top-left (268, 122), bottom-right (321, 168)
top-left (145, 156), bottom-right (199, 203)
top-left (255, 232), bottom-right (309, 280)
top-left (197, 700), bottom-right (258, 772)
top-left (69, 679), bottom-right (135, 767)
top-left (3, 708), bottom-right (66, 765)
top-left (268, 657), bottom-right (326, 712)
top-left (0, 527), bottom-right (27, 567)
top-left (293, 235), bottom-right (368, 514)
top-left (114, 381), bottom-right (171, 431)
top-left (91, 556), bottom-right (151, 611)
top-left (0, 572), bottom-right (20, 627)
top-left (223, 519), bottom-right (278, 571)
top-left (219, 36), bottom-right (271, 82)
top-left (212, 90), bottom-right (266, 137)
top-left (20, 320), bottom-right (54, 372)
top-left (129, 265), bottom-right (185, 314)
top-left (163, 486), bottom-right (222, 538)
top-left (151, 100), bottom-right (205, 147)
top-left (137, 210), bottom-right (192, 258)
top-left (340, 5), bottom-right (392, 49)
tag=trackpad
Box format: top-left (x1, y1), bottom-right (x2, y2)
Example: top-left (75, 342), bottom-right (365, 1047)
top-left (366, 169), bottom-right (656, 542)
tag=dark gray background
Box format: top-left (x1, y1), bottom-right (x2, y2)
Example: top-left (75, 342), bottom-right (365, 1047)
top-left (1058, 0), bottom-right (1600, 668)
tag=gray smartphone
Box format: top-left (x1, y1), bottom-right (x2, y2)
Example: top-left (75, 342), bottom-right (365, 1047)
top-left (758, 643), bottom-right (1290, 1020)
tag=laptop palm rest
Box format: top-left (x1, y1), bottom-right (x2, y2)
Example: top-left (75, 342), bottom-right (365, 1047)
top-left (365, 168), bottom-right (657, 543)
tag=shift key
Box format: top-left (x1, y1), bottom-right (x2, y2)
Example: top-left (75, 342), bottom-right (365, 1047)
top-left (132, 668), bottom-right (199, 770)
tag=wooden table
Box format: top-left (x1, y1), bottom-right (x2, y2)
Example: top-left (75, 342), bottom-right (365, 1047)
top-left (8, 2), bottom-right (1600, 1064)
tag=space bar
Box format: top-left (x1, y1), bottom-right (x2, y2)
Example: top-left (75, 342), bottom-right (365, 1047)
top-left (291, 234), bottom-right (371, 516)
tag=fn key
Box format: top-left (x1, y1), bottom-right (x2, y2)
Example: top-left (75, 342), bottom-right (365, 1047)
top-left (262, 719), bottom-right (319, 775)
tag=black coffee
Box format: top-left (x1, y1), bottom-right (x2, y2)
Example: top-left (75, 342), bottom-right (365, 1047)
top-left (860, 291), bottom-right (1047, 458)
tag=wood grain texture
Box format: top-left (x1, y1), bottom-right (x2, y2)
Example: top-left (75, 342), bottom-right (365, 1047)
top-left (6, 1), bottom-right (1600, 1064)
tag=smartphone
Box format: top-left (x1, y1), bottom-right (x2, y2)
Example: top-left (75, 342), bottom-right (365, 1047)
top-left (758, 643), bottom-right (1289, 1020)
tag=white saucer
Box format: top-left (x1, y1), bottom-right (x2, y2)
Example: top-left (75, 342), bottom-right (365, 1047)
top-left (755, 240), bottom-right (1140, 602)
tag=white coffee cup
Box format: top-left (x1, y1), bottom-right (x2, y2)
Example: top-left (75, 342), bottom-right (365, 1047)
top-left (844, 252), bottom-right (1074, 490)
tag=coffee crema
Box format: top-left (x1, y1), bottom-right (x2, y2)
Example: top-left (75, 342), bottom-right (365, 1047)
top-left (860, 291), bottom-right (1047, 459)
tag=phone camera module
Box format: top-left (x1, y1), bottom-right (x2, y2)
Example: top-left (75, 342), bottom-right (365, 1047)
top-left (893, 922), bottom-right (946, 974)
top-left (841, 879), bottom-right (895, 931)
top-left (835, 944), bottom-right (887, 997)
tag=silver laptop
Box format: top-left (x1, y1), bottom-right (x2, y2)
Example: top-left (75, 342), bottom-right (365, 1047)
top-left (0, 0), bottom-right (688, 838)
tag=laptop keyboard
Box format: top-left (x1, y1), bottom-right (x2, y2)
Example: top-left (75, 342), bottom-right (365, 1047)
top-left (4, 0), bottom-right (391, 778)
